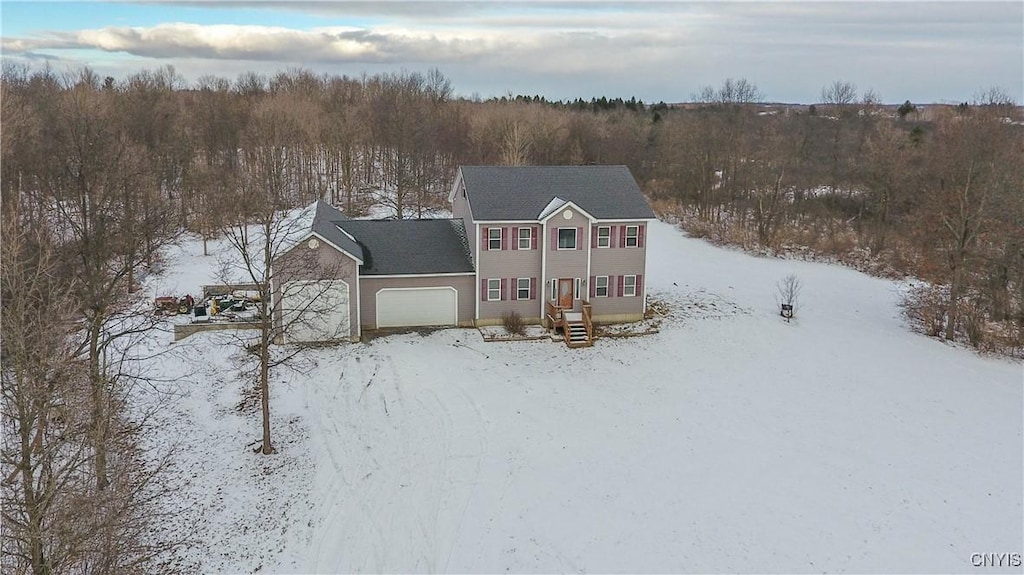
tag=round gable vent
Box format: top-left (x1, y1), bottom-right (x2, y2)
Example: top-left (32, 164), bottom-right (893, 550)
top-left (562, 209), bottom-right (573, 220)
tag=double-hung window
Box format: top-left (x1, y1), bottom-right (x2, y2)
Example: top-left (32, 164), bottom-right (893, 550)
top-left (597, 226), bottom-right (611, 248)
top-left (488, 228), bottom-right (502, 250)
top-left (517, 278), bottom-right (531, 300)
top-left (595, 276), bottom-right (609, 297)
top-left (625, 225), bottom-right (639, 248)
top-left (557, 228), bottom-right (577, 250)
top-left (487, 278), bottom-right (502, 301)
top-left (623, 275), bottom-right (637, 297)
top-left (518, 227), bottom-right (532, 250)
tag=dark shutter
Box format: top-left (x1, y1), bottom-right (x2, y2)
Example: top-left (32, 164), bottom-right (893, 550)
top-left (577, 227), bottom-right (583, 250)
top-left (609, 226), bottom-right (616, 248)
top-left (617, 275), bottom-right (625, 297)
top-left (511, 279), bottom-right (518, 301)
top-left (619, 225), bottom-right (627, 247)
top-left (511, 227), bottom-right (519, 250)
top-left (531, 227), bottom-right (538, 250)
top-left (636, 274), bottom-right (643, 296)
top-left (500, 278), bottom-right (508, 301)
top-left (480, 278), bottom-right (487, 301)
top-left (589, 276), bottom-right (596, 298)
top-left (482, 227), bottom-right (489, 251)
top-left (551, 228), bottom-right (558, 250)
top-left (638, 225), bottom-right (645, 248)
top-left (501, 227), bottom-right (508, 250)
top-left (530, 277), bottom-right (537, 300)
top-left (591, 226), bottom-right (598, 248)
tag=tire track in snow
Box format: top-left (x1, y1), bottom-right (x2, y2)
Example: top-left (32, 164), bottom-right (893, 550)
top-left (305, 337), bottom-right (488, 573)
top-left (308, 350), bottom-right (394, 573)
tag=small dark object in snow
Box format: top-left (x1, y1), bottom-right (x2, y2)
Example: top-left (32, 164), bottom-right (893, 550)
top-left (780, 304), bottom-right (794, 319)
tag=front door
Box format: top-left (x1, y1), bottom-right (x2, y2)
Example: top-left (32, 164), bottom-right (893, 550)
top-left (558, 278), bottom-right (574, 309)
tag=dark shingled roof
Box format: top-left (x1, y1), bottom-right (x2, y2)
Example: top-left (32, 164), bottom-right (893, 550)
top-left (459, 165), bottom-right (655, 221)
top-left (335, 219), bottom-right (474, 276)
top-left (310, 200), bottom-right (364, 262)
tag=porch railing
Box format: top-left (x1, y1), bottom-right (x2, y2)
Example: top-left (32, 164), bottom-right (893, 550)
top-left (582, 301), bottom-right (593, 343)
top-left (545, 300), bottom-right (563, 329)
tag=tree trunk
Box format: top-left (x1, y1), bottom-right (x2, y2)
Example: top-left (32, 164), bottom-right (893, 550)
top-left (260, 225), bottom-right (274, 455)
top-left (945, 257), bottom-right (964, 341)
top-left (260, 322), bottom-right (273, 455)
top-left (88, 319), bottom-right (110, 490)
top-left (16, 379), bottom-right (49, 575)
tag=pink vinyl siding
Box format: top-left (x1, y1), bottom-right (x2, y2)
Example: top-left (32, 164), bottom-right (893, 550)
top-left (273, 238), bottom-right (360, 340)
top-left (360, 275), bottom-right (474, 329)
top-left (589, 219), bottom-right (647, 318)
top-left (544, 206), bottom-right (589, 312)
top-left (477, 222), bottom-right (543, 321)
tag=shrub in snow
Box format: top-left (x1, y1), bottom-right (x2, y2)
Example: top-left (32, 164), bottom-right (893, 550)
top-left (900, 284), bottom-right (948, 337)
top-left (501, 311), bottom-right (526, 336)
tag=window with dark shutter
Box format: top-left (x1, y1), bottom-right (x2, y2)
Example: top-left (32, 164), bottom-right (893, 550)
top-left (518, 227), bottom-right (532, 250)
top-left (557, 228), bottom-right (577, 249)
top-left (517, 278), bottom-right (530, 300)
top-left (623, 275), bottom-right (637, 297)
top-left (486, 278), bottom-right (501, 301)
top-left (625, 225), bottom-right (639, 248)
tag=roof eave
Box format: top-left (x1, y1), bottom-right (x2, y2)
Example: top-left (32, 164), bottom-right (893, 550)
top-left (306, 230), bottom-right (365, 265)
top-left (446, 167), bottom-right (465, 204)
top-left (538, 199), bottom-right (597, 223)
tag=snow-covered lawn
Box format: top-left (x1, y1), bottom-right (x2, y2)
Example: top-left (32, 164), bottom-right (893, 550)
top-left (145, 221), bottom-right (1022, 574)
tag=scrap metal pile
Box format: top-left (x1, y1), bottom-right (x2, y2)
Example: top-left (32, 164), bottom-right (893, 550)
top-left (154, 292), bottom-right (261, 324)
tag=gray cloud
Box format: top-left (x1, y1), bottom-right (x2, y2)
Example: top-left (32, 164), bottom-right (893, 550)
top-left (2, 2), bottom-right (1020, 103)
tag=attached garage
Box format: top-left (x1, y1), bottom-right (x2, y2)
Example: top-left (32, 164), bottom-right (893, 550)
top-left (272, 206), bottom-right (475, 341)
top-left (280, 280), bottom-right (350, 343)
top-left (376, 287), bottom-right (457, 328)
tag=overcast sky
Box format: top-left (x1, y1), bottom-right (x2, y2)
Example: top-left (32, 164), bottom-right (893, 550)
top-left (2, 1), bottom-right (1021, 104)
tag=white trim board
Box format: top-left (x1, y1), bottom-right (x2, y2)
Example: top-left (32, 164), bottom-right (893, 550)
top-left (362, 272), bottom-right (475, 279)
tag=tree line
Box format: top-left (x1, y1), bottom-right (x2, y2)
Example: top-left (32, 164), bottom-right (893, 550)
top-left (1, 63), bottom-right (1021, 572)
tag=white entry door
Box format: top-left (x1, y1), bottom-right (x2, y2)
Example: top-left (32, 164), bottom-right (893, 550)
top-left (376, 287), bottom-right (457, 328)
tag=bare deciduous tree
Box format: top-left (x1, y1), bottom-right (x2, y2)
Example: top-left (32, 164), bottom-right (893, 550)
top-left (776, 274), bottom-right (803, 319)
top-left (499, 120), bottom-right (532, 166)
top-left (2, 203), bottom-right (184, 575)
top-left (220, 178), bottom-right (355, 454)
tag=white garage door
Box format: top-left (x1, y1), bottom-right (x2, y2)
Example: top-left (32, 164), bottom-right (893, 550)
top-left (376, 287), bottom-right (457, 328)
top-left (281, 280), bottom-right (350, 343)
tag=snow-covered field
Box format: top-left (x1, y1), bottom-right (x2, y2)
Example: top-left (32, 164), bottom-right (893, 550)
top-left (143, 220), bottom-right (1022, 574)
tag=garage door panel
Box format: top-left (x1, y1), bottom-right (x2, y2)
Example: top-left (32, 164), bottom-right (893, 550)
top-left (282, 280), bottom-right (350, 342)
top-left (377, 288), bottom-right (456, 328)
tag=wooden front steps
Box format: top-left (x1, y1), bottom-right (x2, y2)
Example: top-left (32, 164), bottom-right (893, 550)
top-left (546, 301), bottom-right (594, 348)
top-left (565, 321), bottom-right (591, 347)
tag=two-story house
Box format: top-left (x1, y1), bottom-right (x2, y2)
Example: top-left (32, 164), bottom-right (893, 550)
top-left (270, 165), bottom-right (654, 347)
top-left (450, 166), bottom-right (655, 343)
